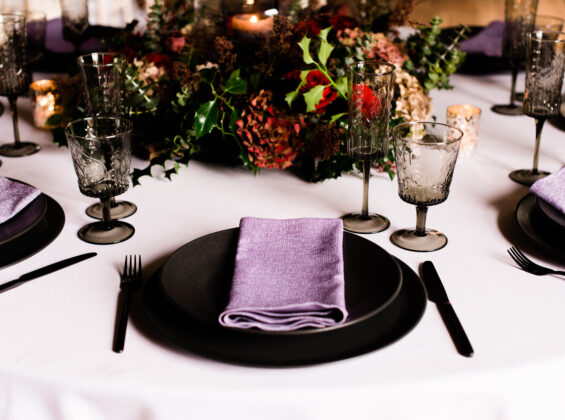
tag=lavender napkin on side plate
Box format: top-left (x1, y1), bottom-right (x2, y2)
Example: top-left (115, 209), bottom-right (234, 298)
top-left (530, 167), bottom-right (565, 214)
top-left (218, 217), bottom-right (348, 331)
top-left (0, 177), bottom-right (41, 224)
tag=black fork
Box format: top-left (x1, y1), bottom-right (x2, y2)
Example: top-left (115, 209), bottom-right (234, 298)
top-left (507, 247), bottom-right (565, 276)
top-left (113, 255), bottom-right (142, 353)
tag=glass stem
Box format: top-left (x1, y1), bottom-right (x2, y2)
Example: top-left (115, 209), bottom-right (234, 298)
top-left (110, 197), bottom-right (117, 208)
top-left (531, 118), bottom-right (546, 174)
top-left (415, 205), bottom-right (428, 237)
top-left (100, 197), bottom-right (114, 230)
top-left (509, 61), bottom-right (518, 106)
top-left (361, 157), bottom-right (371, 218)
top-left (8, 95), bottom-right (21, 146)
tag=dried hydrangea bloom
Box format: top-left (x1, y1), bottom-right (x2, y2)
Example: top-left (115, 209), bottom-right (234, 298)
top-left (236, 90), bottom-right (305, 169)
top-left (337, 28), bottom-right (409, 66)
top-left (393, 68), bottom-right (431, 122)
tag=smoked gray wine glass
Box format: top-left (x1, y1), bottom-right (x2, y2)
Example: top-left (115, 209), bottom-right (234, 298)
top-left (0, 13), bottom-right (40, 157)
top-left (78, 52), bottom-right (137, 220)
top-left (60, 0), bottom-right (89, 52)
top-left (509, 31), bottom-right (565, 186)
top-left (342, 60), bottom-right (395, 234)
top-left (391, 122), bottom-right (463, 252)
top-left (65, 117), bottom-right (135, 245)
top-left (491, 0), bottom-right (537, 116)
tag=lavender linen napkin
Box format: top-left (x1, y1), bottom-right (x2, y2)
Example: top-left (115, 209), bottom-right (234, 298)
top-left (530, 167), bottom-right (565, 214)
top-left (0, 177), bottom-right (41, 224)
top-left (218, 217), bottom-right (348, 331)
top-left (460, 21), bottom-right (504, 57)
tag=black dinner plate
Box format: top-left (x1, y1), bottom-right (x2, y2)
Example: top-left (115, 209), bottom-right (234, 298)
top-left (535, 196), bottom-right (565, 231)
top-left (515, 194), bottom-right (565, 255)
top-left (142, 229), bottom-right (427, 366)
top-left (0, 194), bottom-right (65, 269)
top-left (0, 194), bottom-right (47, 245)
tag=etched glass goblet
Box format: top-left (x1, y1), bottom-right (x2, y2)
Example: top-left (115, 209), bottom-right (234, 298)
top-left (390, 122), bottom-right (463, 252)
top-left (77, 52), bottom-right (137, 220)
top-left (491, 0), bottom-right (538, 116)
top-left (509, 31), bottom-right (565, 186)
top-left (0, 13), bottom-right (40, 157)
top-left (60, 0), bottom-right (89, 52)
top-left (341, 60), bottom-right (395, 234)
top-left (65, 117), bottom-right (135, 245)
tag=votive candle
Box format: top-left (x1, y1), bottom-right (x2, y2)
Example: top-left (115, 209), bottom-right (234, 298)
top-left (446, 104), bottom-right (481, 157)
top-left (30, 80), bottom-right (63, 129)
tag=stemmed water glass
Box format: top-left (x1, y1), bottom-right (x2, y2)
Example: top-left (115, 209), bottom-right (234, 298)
top-left (0, 13), bottom-right (40, 157)
top-left (65, 117), bottom-right (135, 245)
top-left (390, 122), bottom-right (463, 252)
top-left (509, 31), bottom-right (565, 186)
top-left (341, 60), bottom-right (395, 234)
top-left (78, 52), bottom-right (137, 220)
top-left (60, 0), bottom-right (89, 52)
top-left (491, 0), bottom-right (537, 116)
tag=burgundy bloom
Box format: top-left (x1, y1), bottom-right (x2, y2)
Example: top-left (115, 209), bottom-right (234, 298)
top-left (301, 70), bottom-right (338, 112)
top-left (327, 15), bottom-right (356, 31)
top-left (352, 83), bottom-right (381, 118)
top-left (294, 19), bottom-right (322, 38)
top-left (146, 53), bottom-right (172, 68)
top-left (165, 31), bottom-right (186, 53)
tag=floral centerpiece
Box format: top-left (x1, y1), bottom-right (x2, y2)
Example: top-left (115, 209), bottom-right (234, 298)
top-left (56, 0), bottom-right (467, 185)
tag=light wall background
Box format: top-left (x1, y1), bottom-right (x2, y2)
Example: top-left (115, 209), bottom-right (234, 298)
top-left (1, 0), bottom-right (564, 28)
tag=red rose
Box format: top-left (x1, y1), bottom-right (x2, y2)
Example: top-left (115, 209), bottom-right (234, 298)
top-left (328, 15), bottom-right (356, 31)
top-left (300, 70), bottom-right (330, 92)
top-left (316, 86), bottom-right (338, 111)
top-left (165, 31), bottom-right (186, 53)
top-left (294, 19), bottom-right (322, 38)
top-left (352, 84), bottom-right (381, 118)
top-left (146, 53), bottom-right (172, 68)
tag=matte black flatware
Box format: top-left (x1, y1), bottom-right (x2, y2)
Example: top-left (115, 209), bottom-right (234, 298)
top-left (0, 252), bottom-right (97, 294)
top-left (508, 247), bottom-right (565, 276)
top-left (421, 261), bottom-right (474, 357)
top-left (113, 255), bottom-right (142, 353)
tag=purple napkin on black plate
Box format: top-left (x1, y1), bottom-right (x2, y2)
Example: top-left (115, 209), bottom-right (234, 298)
top-left (0, 177), bottom-right (41, 224)
top-left (218, 217), bottom-right (348, 331)
top-left (530, 167), bottom-right (565, 214)
top-left (460, 21), bottom-right (503, 57)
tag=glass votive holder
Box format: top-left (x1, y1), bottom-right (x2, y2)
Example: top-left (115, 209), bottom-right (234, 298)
top-left (446, 104), bottom-right (481, 157)
top-left (30, 80), bottom-right (63, 129)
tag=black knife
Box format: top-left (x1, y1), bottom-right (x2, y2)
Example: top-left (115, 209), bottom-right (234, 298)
top-left (421, 261), bottom-right (474, 357)
top-left (0, 252), bottom-right (97, 294)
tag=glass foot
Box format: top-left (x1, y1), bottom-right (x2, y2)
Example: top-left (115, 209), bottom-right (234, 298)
top-left (341, 213), bottom-right (390, 234)
top-left (390, 229), bottom-right (448, 252)
top-left (491, 104), bottom-right (523, 116)
top-left (86, 200), bottom-right (137, 220)
top-left (78, 220), bottom-right (135, 245)
top-left (0, 142), bottom-right (40, 157)
top-left (509, 169), bottom-right (550, 186)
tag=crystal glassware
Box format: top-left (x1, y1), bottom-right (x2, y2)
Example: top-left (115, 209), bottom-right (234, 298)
top-left (509, 31), bottom-right (565, 186)
top-left (390, 122), bottom-right (463, 252)
top-left (491, 0), bottom-right (538, 116)
top-left (60, 0), bottom-right (89, 52)
top-left (17, 10), bottom-right (46, 65)
top-left (65, 117), bottom-right (135, 244)
top-left (341, 60), bottom-right (395, 234)
top-left (0, 13), bottom-right (40, 157)
top-left (77, 52), bottom-right (137, 220)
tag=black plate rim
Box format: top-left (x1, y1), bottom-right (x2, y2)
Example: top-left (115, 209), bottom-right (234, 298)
top-left (515, 194), bottom-right (565, 253)
top-left (158, 228), bottom-right (404, 337)
top-left (0, 193), bottom-right (65, 269)
top-left (535, 196), bottom-right (565, 231)
top-left (141, 257), bottom-right (426, 367)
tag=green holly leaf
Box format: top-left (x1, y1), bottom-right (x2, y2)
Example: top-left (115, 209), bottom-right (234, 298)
top-left (303, 85), bottom-right (326, 112)
top-left (285, 90), bottom-right (299, 107)
top-left (318, 39), bottom-right (334, 67)
top-left (299, 36), bottom-right (314, 64)
top-left (194, 100), bottom-right (219, 139)
top-left (318, 26), bottom-right (332, 42)
top-left (229, 107), bottom-right (239, 133)
top-left (225, 69), bottom-right (247, 94)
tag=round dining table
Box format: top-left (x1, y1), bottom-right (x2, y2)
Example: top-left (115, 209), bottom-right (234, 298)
top-left (0, 69), bottom-right (564, 420)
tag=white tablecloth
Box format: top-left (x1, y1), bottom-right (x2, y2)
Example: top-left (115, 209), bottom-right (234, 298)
top-left (0, 72), bottom-right (564, 420)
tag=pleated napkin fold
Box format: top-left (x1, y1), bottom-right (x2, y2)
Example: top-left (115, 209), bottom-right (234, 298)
top-left (218, 217), bottom-right (348, 331)
top-left (0, 177), bottom-right (41, 224)
top-left (530, 167), bottom-right (565, 215)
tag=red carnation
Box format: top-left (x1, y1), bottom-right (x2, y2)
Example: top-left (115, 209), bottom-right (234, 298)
top-left (352, 83), bottom-right (381, 118)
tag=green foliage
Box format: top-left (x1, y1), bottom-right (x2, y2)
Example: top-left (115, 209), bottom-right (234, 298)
top-left (403, 17), bottom-right (468, 91)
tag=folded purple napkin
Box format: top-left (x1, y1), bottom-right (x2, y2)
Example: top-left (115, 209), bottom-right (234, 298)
top-left (0, 177), bottom-right (41, 224)
top-left (218, 217), bottom-right (348, 331)
top-left (460, 21), bottom-right (503, 57)
top-left (530, 167), bottom-right (565, 214)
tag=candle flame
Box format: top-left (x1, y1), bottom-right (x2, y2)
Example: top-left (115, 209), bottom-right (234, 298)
top-left (250, 15), bottom-right (258, 23)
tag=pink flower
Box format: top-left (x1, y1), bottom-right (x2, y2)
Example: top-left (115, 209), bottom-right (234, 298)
top-left (165, 31), bottom-right (186, 53)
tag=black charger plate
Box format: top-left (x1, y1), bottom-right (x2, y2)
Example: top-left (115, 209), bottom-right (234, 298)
top-left (515, 194), bottom-right (565, 255)
top-left (0, 194), bottom-right (65, 268)
top-left (0, 194), bottom-right (47, 245)
top-left (142, 229), bottom-right (426, 366)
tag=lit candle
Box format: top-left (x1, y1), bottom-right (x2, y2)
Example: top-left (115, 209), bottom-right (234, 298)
top-left (446, 104), bottom-right (481, 157)
top-left (30, 80), bottom-right (63, 129)
top-left (232, 13), bottom-right (274, 37)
